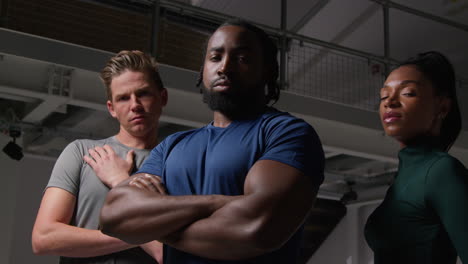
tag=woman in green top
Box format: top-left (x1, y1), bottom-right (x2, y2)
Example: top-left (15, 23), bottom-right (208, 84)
top-left (364, 51), bottom-right (467, 264)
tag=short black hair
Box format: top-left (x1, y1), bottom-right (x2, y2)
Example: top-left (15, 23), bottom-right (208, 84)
top-left (398, 51), bottom-right (461, 151)
top-left (196, 18), bottom-right (280, 104)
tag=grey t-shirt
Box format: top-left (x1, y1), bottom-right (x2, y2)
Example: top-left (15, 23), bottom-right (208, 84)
top-left (47, 136), bottom-right (156, 264)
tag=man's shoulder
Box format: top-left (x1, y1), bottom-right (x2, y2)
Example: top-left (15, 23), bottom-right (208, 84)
top-left (163, 127), bottom-right (206, 142)
top-left (260, 109), bottom-right (312, 130)
top-left (262, 108), bottom-right (305, 121)
top-left (70, 137), bottom-right (114, 148)
top-left (60, 137), bottom-right (117, 157)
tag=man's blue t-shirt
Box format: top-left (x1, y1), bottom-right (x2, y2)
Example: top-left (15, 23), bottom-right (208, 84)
top-left (137, 109), bottom-right (324, 263)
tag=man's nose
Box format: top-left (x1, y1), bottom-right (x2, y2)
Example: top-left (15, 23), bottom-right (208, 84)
top-left (130, 96), bottom-right (143, 111)
top-left (218, 57), bottom-right (234, 75)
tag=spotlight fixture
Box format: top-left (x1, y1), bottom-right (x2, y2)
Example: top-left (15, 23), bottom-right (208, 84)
top-left (2, 127), bottom-right (23, 161)
top-left (340, 181), bottom-right (358, 204)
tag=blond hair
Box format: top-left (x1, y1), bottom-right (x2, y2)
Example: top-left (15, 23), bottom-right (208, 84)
top-left (100, 50), bottom-right (164, 100)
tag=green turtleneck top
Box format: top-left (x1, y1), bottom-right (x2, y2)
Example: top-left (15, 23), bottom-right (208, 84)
top-left (364, 145), bottom-right (468, 264)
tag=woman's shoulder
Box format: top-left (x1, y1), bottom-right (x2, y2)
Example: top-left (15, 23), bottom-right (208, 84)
top-left (425, 150), bottom-right (467, 187)
top-left (428, 151), bottom-right (466, 171)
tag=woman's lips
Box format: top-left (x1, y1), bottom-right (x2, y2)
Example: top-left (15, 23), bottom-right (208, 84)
top-left (382, 112), bottom-right (402, 123)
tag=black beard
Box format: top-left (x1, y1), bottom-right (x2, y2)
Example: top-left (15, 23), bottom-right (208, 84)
top-left (202, 88), bottom-right (265, 120)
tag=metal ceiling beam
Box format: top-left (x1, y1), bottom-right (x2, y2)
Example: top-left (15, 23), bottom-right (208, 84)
top-left (325, 151), bottom-right (342, 159)
top-left (287, 3), bottom-right (381, 91)
top-left (323, 145), bottom-right (398, 164)
top-left (0, 92), bottom-right (37, 103)
top-left (0, 83), bottom-right (207, 128)
top-left (290, 0), bottom-right (330, 33)
top-left (21, 97), bottom-right (68, 124)
top-left (329, 3), bottom-right (380, 45)
top-left (370, 0), bottom-right (468, 33)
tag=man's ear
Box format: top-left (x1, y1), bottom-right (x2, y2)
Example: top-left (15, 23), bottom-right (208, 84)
top-left (107, 100), bottom-right (117, 118)
top-left (161, 88), bottom-right (168, 107)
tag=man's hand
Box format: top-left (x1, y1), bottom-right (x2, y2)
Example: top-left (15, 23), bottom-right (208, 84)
top-left (84, 145), bottom-right (134, 188)
top-left (129, 174), bottom-right (167, 195)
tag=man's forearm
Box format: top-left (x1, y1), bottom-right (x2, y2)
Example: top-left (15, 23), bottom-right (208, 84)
top-left (32, 222), bottom-right (136, 257)
top-left (100, 185), bottom-right (238, 244)
top-left (160, 193), bottom-right (284, 260)
top-left (160, 161), bottom-right (317, 260)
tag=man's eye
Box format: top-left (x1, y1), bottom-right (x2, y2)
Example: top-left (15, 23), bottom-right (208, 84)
top-left (209, 55), bottom-right (220, 61)
top-left (138, 91), bottom-right (151, 97)
top-left (379, 96), bottom-right (388, 101)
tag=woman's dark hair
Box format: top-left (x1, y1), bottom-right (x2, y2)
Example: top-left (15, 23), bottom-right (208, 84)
top-left (196, 18), bottom-right (280, 104)
top-left (398, 51), bottom-right (461, 151)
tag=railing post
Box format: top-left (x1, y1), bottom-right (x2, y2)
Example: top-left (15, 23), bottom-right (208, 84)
top-left (0, 0), bottom-right (9, 28)
top-left (382, 0), bottom-right (390, 77)
top-left (150, 0), bottom-right (161, 57)
top-left (279, 0), bottom-right (287, 90)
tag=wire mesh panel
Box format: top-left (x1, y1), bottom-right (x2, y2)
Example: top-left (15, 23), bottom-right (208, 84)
top-left (286, 39), bottom-right (387, 112)
top-left (4, 0), bottom-right (153, 53)
top-left (157, 9), bottom-right (219, 71)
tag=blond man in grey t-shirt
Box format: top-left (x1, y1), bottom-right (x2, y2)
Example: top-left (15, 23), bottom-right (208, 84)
top-left (32, 51), bottom-right (167, 264)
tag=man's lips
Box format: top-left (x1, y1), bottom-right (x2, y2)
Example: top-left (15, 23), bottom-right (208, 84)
top-left (130, 115), bottom-right (145, 122)
top-left (212, 79), bottom-right (232, 90)
top-left (382, 112), bottom-right (402, 123)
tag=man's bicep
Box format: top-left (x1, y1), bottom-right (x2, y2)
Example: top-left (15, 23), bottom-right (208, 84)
top-left (262, 120), bottom-right (325, 188)
top-left (48, 141), bottom-right (83, 194)
top-left (245, 159), bottom-right (317, 197)
top-left (243, 160), bottom-right (317, 237)
top-left (35, 187), bottom-right (76, 226)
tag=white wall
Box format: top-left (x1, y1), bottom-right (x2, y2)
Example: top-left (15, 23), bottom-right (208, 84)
top-left (307, 202), bottom-right (378, 264)
top-left (0, 142), bottom-right (58, 264)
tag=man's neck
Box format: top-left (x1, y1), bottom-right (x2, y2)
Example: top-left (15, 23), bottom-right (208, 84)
top-left (212, 111), bottom-right (233, 128)
top-left (115, 129), bottom-right (158, 149)
top-left (212, 106), bottom-right (269, 128)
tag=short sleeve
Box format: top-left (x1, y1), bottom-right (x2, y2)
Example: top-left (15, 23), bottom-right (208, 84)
top-left (425, 156), bottom-right (468, 262)
top-left (260, 116), bottom-right (324, 186)
top-left (136, 139), bottom-right (165, 177)
top-left (47, 141), bottom-right (83, 195)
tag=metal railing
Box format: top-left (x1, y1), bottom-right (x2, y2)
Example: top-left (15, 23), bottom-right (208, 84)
top-left (286, 41), bottom-right (388, 111)
top-left (1, 0), bottom-right (466, 113)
